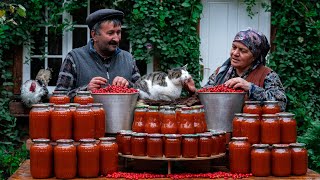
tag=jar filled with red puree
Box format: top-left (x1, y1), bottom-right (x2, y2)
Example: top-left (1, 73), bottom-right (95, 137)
top-left (91, 103), bottom-right (105, 139)
top-left (182, 134), bottom-right (198, 158)
top-left (54, 139), bottom-right (76, 179)
top-left (243, 101), bottom-right (262, 117)
top-left (145, 106), bottom-right (161, 134)
top-left (132, 105), bottom-right (147, 133)
top-left (272, 144), bottom-right (291, 177)
top-left (29, 104), bottom-right (50, 139)
top-left (198, 133), bottom-right (212, 157)
top-left (119, 130), bottom-right (132, 155)
top-left (51, 104), bottom-right (72, 141)
top-left (229, 137), bottom-right (251, 174)
top-left (192, 106), bottom-right (205, 133)
top-left (209, 131), bottom-right (220, 155)
top-left (131, 133), bottom-right (147, 156)
top-left (147, 133), bottom-right (163, 157)
top-left (216, 130), bottom-right (227, 153)
top-left (77, 138), bottom-right (99, 178)
top-left (73, 104), bottom-right (95, 141)
top-left (232, 113), bottom-right (244, 137)
top-left (261, 114), bottom-right (280, 144)
top-left (164, 134), bottom-right (181, 158)
top-left (277, 112), bottom-right (297, 144)
top-left (262, 101), bottom-right (281, 114)
top-left (99, 137), bottom-right (118, 175)
top-left (290, 143), bottom-right (308, 176)
top-left (178, 107), bottom-right (195, 134)
top-left (251, 144), bottom-right (271, 177)
top-left (161, 106), bottom-right (178, 134)
top-left (30, 138), bottom-right (53, 178)
top-left (175, 105), bottom-right (186, 127)
top-left (74, 91), bottom-right (94, 105)
top-left (242, 114), bottom-right (260, 144)
top-left (49, 90), bottom-right (70, 104)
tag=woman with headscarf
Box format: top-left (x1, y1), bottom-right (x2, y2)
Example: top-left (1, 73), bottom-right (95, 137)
top-left (184, 28), bottom-right (287, 111)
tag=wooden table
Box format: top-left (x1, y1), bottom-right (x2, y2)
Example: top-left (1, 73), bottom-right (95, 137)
top-left (9, 160), bottom-right (320, 180)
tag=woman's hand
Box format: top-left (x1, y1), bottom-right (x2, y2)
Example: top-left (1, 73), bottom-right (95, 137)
top-left (88, 76), bottom-right (107, 91)
top-left (224, 77), bottom-right (251, 91)
top-left (112, 76), bottom-right (129, 87)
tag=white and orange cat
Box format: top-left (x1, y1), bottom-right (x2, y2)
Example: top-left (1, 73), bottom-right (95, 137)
top-left (134, 65), bottom-right (191, 101)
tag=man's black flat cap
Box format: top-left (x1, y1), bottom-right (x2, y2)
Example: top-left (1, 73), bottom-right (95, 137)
top-left (86, 9), bottom-right (124, 30)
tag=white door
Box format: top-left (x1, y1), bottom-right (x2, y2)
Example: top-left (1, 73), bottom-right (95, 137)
top-left (200, 0), bottom-right (271, 86)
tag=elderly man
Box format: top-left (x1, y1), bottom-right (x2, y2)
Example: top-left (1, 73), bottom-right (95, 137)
top-left (55, 9), bottom-right (141, 98)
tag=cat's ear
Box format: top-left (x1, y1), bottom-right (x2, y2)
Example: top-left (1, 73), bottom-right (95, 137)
top-left (182, 64), bottom-right (188, 70)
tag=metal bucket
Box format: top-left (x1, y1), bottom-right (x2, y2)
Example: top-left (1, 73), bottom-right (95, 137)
top-left (92, 92), bottom-right (139, 133)
top-left (198, 92), bottom-right (245, 132)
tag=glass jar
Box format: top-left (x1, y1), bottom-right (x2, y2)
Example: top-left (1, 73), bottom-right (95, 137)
top-left (199, 105), bottom-right (207, 131)
top-left (277, 112), bottom-right (297, 144)
top-left (49, 90), bottom-right (70, 104)
top-left (74, 104), bottom-right (95, 141)
top-left (229, 137), bottom-right (251, 174)
top-left (161, 106), bottom-right (178, 134)
top-left (74, 91), bottom-right (94, 105)
top-left (175, 105), bottom-right (187, 127)
top-left (99, 137), bottom-right (118, 175)
top-left (50, 104), bottom-right (72, 141)
top-left (232, 113), bottom-right (244, 137)
top-left (243, 101), bottom-right (262, 117)
top-left (261, 114), bottom-right (280, 144)
top-left (210, 131), bottom-right (220, 155)
top-left (44, 103), bottom-right (54, 112)
top-left (77, 138), bottom-right (99, 178)
top-left (131, 133), bottom-right (146, 156)
top-left (164, 134), bottom-right (181, 158)
top-left (29, 104), bottom-right (50, 139)
top-left (91, 103), bottom-right (106, 139)
top-left (159, 105), bottom-right (168, 125)
top-left (251, 144), bottom-right (271, 177)
top-left (178, 107), bottom-right (195, 134)
top-left (132, 105), bottom-right (147, 133)
top-left (147, 134), bottom-right (163, 157)
top-left (30, 138), bottom-right (53, 178)
top-left (242, 114), bottom-right (260, 144)
top-left (192, 106), bottom-right (205, 133)
top-left (145, 106), bottom-right (161, 134)
top-left (54, 139), bottom-right (76, 179)
top-left (290, 143), bottom-right (308, 176)
top-left (119, 130), bottom-right (132, 155)
top-left (217, 130), bottom-right (227, 153)
top-left (262, 101), bottom-right (281, 114)
top-left (198, 133), bottom-right (212, 157)
top-left (182, 134), bottom-right (199, 158)
top-left (272, 144), bottom-right (291, 177)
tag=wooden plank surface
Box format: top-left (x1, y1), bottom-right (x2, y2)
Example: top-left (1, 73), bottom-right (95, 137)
top-left (9, 160), bottom-right (320, 180)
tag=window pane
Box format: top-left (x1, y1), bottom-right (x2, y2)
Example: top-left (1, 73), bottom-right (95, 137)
top-left (72, 7), bottom-right (87, 25)
top-left (73, 28), bottom-right (88, 48)
top-left (119, 29), bottom-right (130, 51)
top-left (31, 58), bottom-right (45, 80)
top-left (48, 58), bottom-right (62, 86)
top-left (31, 28), bottom-right (45, 55)
top-left (48, 27), bottom-right (62, 55)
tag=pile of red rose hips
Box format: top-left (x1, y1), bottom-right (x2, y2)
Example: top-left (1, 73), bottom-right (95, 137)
top-left (92, 85), bottom-right (138, 94)
top-left (106, 172), bottom-right (252, 179)
top-left (198, 84), bottom-right (244, 93)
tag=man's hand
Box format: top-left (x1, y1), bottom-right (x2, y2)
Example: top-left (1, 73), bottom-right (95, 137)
top-left (224, 77), bottom-right (251, 91)
top-left (112, 76), bottom-right (129, 87)
top-left (87, 77), bottom-right (107, 91)
top-left (183, 78), bottom-right (197, 93)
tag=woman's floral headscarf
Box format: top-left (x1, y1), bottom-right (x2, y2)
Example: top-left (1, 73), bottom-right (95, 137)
top-left (207, 28), bottom-right (270, 86)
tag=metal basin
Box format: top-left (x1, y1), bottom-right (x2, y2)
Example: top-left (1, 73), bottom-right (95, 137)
top-left (198, 92), bottom-right (245, 132)
top-left (92, 92), bottom-right (139, 134)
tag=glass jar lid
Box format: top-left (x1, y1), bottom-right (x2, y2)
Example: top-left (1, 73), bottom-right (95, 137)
top-left (79, 138), bottom-right (96, 143)
top-left (231, 137), bottom-right (248, 141)
top-left (56, 139), bottom-right (74, 144)
top-left (165, 134), bottom-right (181, 138)
top-left (252, 144), bottom-right (269, 149)
top-left (289, 143), bottom-right (306, 148)
top-left (147, 133), bottom-right (163, 138)
top-left (276, 112), bottom-right (295, 117)
top-left (32, 138), bottom-right (50, 143)
top-left (272, 144), bottom-right (290, 148)
top-left (99, 137), bottom-right (116, 141)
